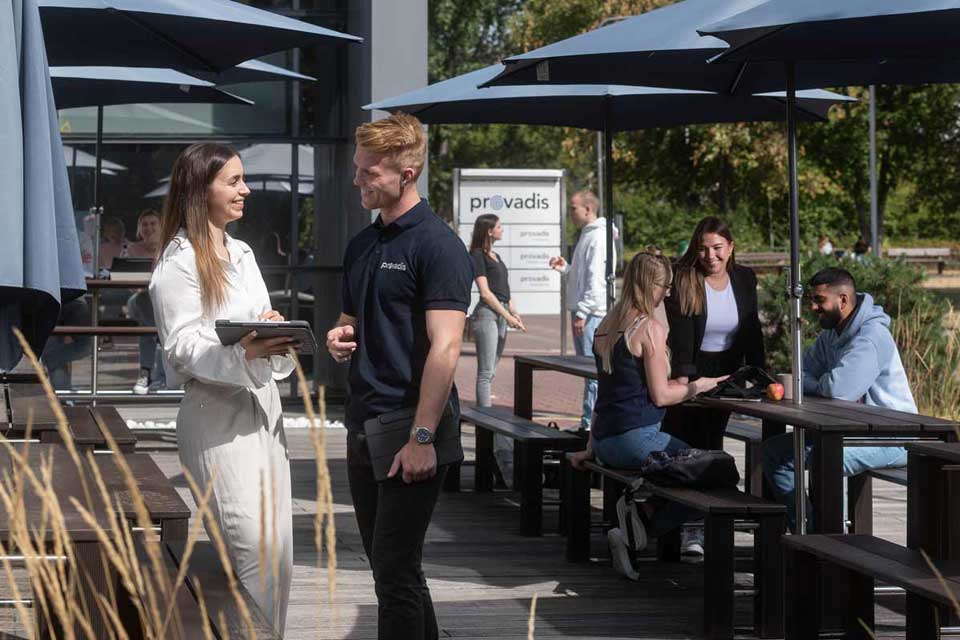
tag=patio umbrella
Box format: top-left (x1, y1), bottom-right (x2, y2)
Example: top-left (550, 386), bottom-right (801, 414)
top-left (63, 146), bottom-right (125, 173)
top-left (388, 62), bottom-right (850, 307)
top-left (39, 0), bottom-right (361, 71)
top-left (0, 0), bottom-right (86, 370)
top-left (144, 179), bottom-right (315, 199)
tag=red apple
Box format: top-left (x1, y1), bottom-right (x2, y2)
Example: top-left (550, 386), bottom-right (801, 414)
top-left (766, 383), bottom-right (785, 401)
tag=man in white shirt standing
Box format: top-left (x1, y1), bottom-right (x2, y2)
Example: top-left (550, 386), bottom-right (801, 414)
top-left (550, 190), bottom-right (616, 430)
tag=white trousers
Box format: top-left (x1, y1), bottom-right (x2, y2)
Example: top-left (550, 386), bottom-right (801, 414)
top-left (177, 382), bottom-right (293, 635)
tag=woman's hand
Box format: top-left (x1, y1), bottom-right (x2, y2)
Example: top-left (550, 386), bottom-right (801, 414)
top-left (238, 331), bottom-right (297, 361)
top-left (258, 310), bottom-right (285, 322)
top-left (569, 448), bottom-right (594, 471)
top-left (694, 375), bottom-right (729, 396)
top-left (507, 314), bottom-right (526, 331)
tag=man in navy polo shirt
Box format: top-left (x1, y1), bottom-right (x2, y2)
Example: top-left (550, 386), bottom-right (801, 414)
top-left (326, 112), bottom-right (473, 640)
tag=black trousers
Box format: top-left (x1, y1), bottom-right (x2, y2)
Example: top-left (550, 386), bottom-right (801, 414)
top-left (663, 349), bottom-right (740, 450)
top-left (347, 431), bottom-right (447, 640)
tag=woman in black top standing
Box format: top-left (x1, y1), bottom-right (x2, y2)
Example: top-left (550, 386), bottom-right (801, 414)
top-left (470, 214), bottom-right (525, 485)
top-left (664, 216), bottom-right (766, 451)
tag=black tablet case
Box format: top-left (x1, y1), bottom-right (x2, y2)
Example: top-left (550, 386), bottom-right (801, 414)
top-left (362, 406), bottom-right (464, 482)
top-left (214, 320), bottom-right (318, 354)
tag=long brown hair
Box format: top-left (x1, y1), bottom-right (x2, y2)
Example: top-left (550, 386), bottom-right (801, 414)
top-left (675, 216), bottom-right (736, 316)
top-left (159, 143), bottom-right (239, 316)
top-left (469, 214), bottom-right (499, 254)
top-left (594, 252), bottom-right (672, 374)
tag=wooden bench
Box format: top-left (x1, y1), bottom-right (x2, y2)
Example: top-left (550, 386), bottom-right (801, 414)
top-left (564, 457), bottom-right (786, 639)
top-left (2, 404), bottom-right (136, 453)
top-left (784, 534), bottom-right (960, 639)
top-left (848, 466), bottom-right (908, 535)
top-left (887, 247), bottom-right (951, 274)
top-left (738, 252), bottom-right (789, 274)
top-left (459, 405), bottom-right (583, 536)
top-left (118, 540), bottom-right (279, 640)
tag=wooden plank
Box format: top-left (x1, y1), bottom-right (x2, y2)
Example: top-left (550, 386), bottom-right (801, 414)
top-left (783, 535), bottom-right (960, 605)
top-left (462, 407), bottom-right (582, 446)
top-left (90, 406), bottom-right (137, 451)
top-left (906, 442), bottom-right (960, 465)
top-left (868, 467), bottom-right (907, 486)
top-left (698, 397), bottom-right (869, 431)
top-left (512, 355), bottom-right (598, 380)
top-left (61, 407), bottom-right (107, 448)
top-left (94, 454), bottom-right (191, 522)
top-left (166, 540), bottom-right (280, 639)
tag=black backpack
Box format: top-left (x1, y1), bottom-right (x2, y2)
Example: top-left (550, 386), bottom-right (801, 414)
top-left (639, 448), bottom-right (740, 488)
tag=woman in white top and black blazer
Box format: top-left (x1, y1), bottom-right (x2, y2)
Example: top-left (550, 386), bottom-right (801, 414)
top-left (663, 217), bottom-right (765, 452)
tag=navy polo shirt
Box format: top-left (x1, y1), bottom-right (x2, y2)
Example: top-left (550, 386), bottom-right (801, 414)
top-left (341, 199), bottom-right (474, 432)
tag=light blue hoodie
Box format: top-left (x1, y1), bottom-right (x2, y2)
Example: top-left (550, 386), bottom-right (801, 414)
top-left (802, 293), bottom-right (917, 413)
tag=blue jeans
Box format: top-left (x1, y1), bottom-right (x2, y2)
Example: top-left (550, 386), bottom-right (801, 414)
top-left (472, 304), bottom-right (512, 485)
top-left (127, 290), bottom-right (165, 386)
top-left (762, 432), bottom-right (908, 532)
top-left (594, 424), bottom-right (697, 537)
top-left (572, 313), bottom-right (602, 428)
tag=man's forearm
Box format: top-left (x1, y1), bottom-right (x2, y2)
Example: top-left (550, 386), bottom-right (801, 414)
top-left (413, 340), bottom-right (461, 431)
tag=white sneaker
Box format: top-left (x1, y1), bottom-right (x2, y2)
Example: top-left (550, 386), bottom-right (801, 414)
top-left (681, 526), bottom-right (705, 561)
top-left (133, 371), bottom-right (150, 395)
top-left (607, 528), bottom-right (640, 581)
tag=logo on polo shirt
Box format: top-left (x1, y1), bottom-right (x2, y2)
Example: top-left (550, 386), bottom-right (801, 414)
top-left (380, 261), bottom-right (407, 271)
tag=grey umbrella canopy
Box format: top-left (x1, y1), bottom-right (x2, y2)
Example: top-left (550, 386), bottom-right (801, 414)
top-left (39, 0), bottom-right (361, 72)
top-left (1, 0), bottom-right (86, 369)
top-left (368, 63), bottom-right (852, 306)
top-left (50, 66), bottom-right (253, 110)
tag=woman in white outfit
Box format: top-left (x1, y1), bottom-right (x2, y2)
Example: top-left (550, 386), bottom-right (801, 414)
top-left (149, 143), bottom-right (296, 635)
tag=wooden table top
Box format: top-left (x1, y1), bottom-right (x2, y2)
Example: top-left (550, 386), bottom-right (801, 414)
top-left (905, 442), bottom-right (960, 464)
top-left (513, 354), bottom-right (598, 379)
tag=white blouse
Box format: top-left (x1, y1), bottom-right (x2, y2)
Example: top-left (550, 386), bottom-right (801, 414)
top-left (149, 230), bottom-right (294, 423)
top-left (701, 280), bottom-right (740, 353)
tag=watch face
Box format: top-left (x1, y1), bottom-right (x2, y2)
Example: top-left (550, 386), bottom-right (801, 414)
top-left (415, 428), bottom-right (432, 444)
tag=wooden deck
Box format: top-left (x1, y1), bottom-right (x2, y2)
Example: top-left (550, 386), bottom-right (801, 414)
top-left (0, 426), bottom-right (917, 638)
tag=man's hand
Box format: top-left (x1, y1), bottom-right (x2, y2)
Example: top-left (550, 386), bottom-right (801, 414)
top-left (326, 324), bottom-right (357, 363)
top-left (549, 256), bottom-right (567, 271)
top-left (387, 441), bottom-right (437, 483)
top-left (573, 316), bottom-right (586, 337)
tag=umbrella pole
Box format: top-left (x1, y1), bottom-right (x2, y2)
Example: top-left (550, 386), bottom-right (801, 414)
top-left (603, 97), bottom-right (615, 310)
top-left (91, 105), bottom-right (103, 275)
top-left (786, 62), bottom-right (806, 534)
top-left (869, 86), bottom-right (879, 256)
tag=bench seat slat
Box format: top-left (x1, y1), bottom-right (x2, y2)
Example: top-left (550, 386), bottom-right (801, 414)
top-left (784, 534), bottom-right (960, 605)
top-left (461, 406), bottom-right (582, 446)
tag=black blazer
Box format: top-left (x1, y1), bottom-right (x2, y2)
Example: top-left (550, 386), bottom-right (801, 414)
top-left (664, 263), bottom-right (765, 378)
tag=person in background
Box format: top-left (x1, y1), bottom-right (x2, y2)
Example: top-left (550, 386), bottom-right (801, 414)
top-left (568, 252), bottom-right (725, 578)
top-left (469, 213), bottom-right (525, 486)
top-left (549, 190), bottom-right (617, 431)
top-left (762, 268), bottom-right (914, 532)
top-left (98, 216), bottom-right (129, 270)
top-left (852, 235), bottom-right (871, 261)
top-left (151, 143), bottom-right (296, 632)
top-left (663, 216), bottom-right (765, 559)
top-left (818, 235), bottom-right (834, 255)
top-left (126, 210), bottom-right (165, 394)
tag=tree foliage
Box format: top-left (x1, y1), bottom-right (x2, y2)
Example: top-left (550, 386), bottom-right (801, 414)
top-left (428, 0), bottom-right (960, 249)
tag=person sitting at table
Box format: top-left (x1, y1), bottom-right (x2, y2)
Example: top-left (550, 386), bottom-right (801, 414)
top-left (569, 252), bottom-right (726, 578)
top-left (762, 267), bottom-right (916, 532)
top-left (126, 210), bottom-right (165, 394)
top-left (663, 216), bottom-right (765, 558)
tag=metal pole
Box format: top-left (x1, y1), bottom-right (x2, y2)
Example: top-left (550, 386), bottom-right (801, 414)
top-left (603, 97), bottom-right (615, 310)
top-left (90, 105), bottom-right (104, 403)
top-left (786, 62), bottom-right (806, 534)
top-left (869, 85), bottom-right (879, 257)
top-left (596, 131), bottom-right (604, 213)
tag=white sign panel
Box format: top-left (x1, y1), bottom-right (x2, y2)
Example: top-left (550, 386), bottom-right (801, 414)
top-left (455, 168), bottom-right (564, 315)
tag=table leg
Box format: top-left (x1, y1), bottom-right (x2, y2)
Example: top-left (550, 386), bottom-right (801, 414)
top-left (703, 515), bottom-right (735, 640)
top-left (564, 458), bottom-right (590, 562)
top-left (161, 518), bottom-right (189, 542)
top-left (808, 432), bottom-right (847, 632)
top-left (514, 361), bottom-right (533, 419)
top-left (848, 473), bottom-right (873, 535)
top-left (760, 420), bottom-right (787, 500)
top-left (754, 513), bottom-right (785, 639)
top-left (907, 453), bottom-right (943, 556)
top-left (784, 545), bottom-right (821, 640)
top-left (518, 443), bottom-right (543, 536)
top-left (474, 425), bottom-right (494, 492)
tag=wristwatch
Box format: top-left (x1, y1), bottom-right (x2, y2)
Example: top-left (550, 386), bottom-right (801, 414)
top-left (411, 426), bottom-right (436, 445)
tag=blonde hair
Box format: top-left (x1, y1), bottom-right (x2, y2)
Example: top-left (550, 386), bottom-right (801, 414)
top-left (572, 190), bottom-right (600, 215)
top-left (594, 252), bottom-right (672, 374)
top-left (159, 143), bottom-right (238, 316)
top-left (355, 112), bottom-right (426, 179)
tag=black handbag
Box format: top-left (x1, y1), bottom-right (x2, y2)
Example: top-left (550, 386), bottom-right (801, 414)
top-left (639, 448), bottom-right (740, 488)
top-left (701, 365), bottom-right (778, 400)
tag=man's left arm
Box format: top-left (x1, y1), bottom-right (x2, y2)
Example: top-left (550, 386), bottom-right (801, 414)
top-left (414, 310), bottom-right (465, 429)
top-left (807, 335), bottom-right (880, 401)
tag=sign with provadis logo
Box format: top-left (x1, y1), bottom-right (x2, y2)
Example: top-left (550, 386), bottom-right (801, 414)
top-left (454, 168), bottom-right (564, 315)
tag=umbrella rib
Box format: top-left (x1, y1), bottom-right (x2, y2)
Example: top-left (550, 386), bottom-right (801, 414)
top-left (707, 24), bottom-right (793, 64)
top-left (726, 62), bottom-right (748, 95)
top-left (108, 7), bottom-right (221, 73)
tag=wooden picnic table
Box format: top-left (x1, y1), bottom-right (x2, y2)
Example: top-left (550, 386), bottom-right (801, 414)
top-left (513, 354), bottom-right (596, 420)
top-left (0, 444), bottom-right (189, 637)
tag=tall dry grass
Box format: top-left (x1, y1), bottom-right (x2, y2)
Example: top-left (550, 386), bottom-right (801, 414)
top-left (0, 329), bottom-right (336, 639)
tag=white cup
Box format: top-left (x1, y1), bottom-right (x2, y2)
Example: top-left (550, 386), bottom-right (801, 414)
top-left (777, 373), bottom-right (794, 401)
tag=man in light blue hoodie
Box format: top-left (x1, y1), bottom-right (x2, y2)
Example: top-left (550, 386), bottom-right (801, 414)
top-left (762, 267), bottom-right (915, 531)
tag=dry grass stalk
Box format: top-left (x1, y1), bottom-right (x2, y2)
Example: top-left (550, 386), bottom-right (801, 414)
top-left (288, 350), bottom-right (338, 610)
top-left (921, 548), bottom-right (960, 618)
top-left (259, 470), bottom-right (267, 594)
top-left (527, 593), bottom-right (539, 640)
